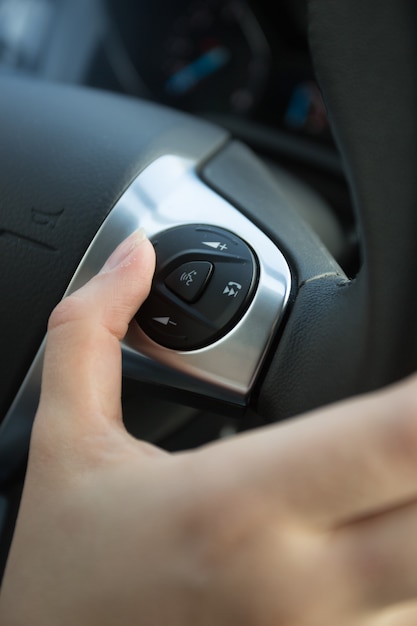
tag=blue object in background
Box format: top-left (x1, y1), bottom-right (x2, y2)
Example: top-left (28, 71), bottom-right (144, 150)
top-left (165, 46), bottom-right (230, 96)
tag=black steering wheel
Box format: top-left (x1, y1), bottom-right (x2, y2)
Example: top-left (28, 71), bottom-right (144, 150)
top-left (0, 0), bottom-right (416, 567)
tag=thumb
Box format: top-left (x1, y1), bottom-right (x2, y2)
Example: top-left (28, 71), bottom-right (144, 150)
top-left (34, 229), bottom-right (155, 453)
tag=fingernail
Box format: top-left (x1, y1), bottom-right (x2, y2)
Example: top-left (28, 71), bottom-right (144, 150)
top-left (100, 229), bottom-right (147, 273)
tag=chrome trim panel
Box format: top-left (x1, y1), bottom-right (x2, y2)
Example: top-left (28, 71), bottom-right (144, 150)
top-left (0, 155), bottom-right (291, 466)
top-left (118, 155), bottom-right (292, 403)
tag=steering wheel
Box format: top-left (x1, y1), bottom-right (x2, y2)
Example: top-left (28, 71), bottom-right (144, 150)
top-left (0, 0), bottom-right (416, 557)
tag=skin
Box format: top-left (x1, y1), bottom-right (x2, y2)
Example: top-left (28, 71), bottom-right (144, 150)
top-left (1, 230), bottom-right (417, 625)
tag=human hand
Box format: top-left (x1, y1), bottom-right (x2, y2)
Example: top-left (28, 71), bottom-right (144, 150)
top-left (1, 230), bottom-right (417, 625)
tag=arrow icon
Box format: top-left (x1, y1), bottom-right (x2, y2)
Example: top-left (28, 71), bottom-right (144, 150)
top-left (223, 286), bottom-right (237, 297)
top-left (202, 241), bottom-right (228, 251)
top-left (202, 241), bottom-right (221, 249)
top-left (152, 317), bottom-right (177, 326)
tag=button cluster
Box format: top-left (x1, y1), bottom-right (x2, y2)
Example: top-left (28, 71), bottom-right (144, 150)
top-left (137, 224), bottom-right (258, 350)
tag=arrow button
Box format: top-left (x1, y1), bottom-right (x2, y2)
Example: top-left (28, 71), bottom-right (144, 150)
top-left (152, 317), bottom-right (177, 326)
top-left (137, 294), bottom-right (213, 350)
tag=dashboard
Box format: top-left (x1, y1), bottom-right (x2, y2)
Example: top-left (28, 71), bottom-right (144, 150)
top-left (0, 0), bottom-right (324, 138)
top-left (0, 0), bottom-right (357, 275)
top-left (101, 0), bottom-right (332, 145)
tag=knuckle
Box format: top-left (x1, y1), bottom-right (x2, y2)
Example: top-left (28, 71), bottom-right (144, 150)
top-left (47, 294), bottom-right (86, 331)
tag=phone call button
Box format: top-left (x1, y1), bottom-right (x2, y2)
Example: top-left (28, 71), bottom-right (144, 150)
top-left (165, 261), bottom-right (213, 303)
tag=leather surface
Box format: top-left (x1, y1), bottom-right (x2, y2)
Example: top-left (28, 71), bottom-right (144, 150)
top-left (0, 76), bottom-right (228, 422)
top-left (204, 0), bottom-right (417, 421)
top-left (203, 140), bottom-right (345, 286)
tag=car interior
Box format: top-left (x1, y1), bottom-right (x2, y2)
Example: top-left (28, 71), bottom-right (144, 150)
top-left (0, 0), bottom-right (416, 581)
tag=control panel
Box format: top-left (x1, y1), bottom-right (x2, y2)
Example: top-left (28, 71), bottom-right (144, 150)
top-left (137, 224), bottom-right (258, 350)
top-left (3, 155), bottom-right (292, 422)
